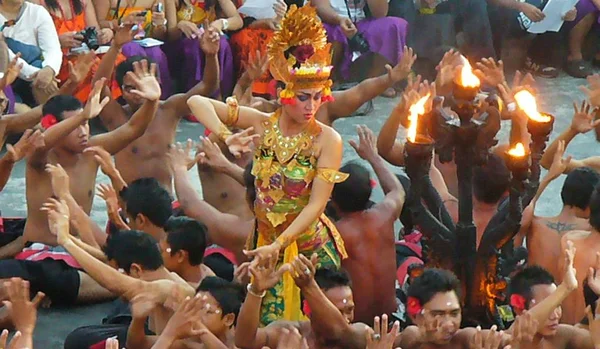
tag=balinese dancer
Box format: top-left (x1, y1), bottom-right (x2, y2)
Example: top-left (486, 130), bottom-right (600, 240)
top-left (187, 3), bottom-right (348, 325)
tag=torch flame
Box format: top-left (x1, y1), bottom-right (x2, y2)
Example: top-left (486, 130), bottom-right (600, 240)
top-left (407, 94), bottom-right (431, 143)
top-left (459, 62), bottom-right (481, 88)
top-left (514, 90), bottom-right (552, 123)
top-left (507, 142), bottom-right (526, 157)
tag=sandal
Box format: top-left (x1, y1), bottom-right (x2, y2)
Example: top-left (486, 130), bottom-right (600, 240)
top-left (524, 58), bottom-right (559, 79)
top-left (565, 60), bottom-right (594, 78)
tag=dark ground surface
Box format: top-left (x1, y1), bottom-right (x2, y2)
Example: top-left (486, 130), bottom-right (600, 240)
top-left (0, 71), bottom-right (599, 348)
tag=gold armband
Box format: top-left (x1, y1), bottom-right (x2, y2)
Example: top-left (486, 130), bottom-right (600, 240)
top-left (224, 96), bottom-right (240, 127)
top-left (316, 168), bottom-right (349, 184)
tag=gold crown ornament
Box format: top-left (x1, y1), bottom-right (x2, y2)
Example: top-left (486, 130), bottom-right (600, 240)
top-left (267, 3), bottom-right (334, 104)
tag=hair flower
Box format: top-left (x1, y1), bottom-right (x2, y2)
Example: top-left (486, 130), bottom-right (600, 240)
top-left (406, 296), bottom-right (423, 317)
top-left (41, 114), bottom-right (58, 129)
top-left (509, 294), bottom-right (526, 312)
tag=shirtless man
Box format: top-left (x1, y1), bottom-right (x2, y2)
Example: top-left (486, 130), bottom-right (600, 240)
top-left (92, 23), bottom-right (219, 192)
top-left (516, 141), bottom-right (600, 279)
top-left (0, 63), bottom-right (159, 305)
top-left (328, 125), bottom-right (405, 324)
top-left (559, 186), bottom-right (600, 324)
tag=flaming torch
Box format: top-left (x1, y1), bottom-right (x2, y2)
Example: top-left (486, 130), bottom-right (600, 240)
top-left (404, 94), bottom-right (434, 180)
top-left (454, 61), bottom-right (481, 101)
top-left (506, 142), bottom-right (530, 181)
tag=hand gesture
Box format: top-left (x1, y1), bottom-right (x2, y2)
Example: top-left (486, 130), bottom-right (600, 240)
top-left (0, 329), bottom-right (23, 349)
top-left (273, 0), bottom-right (287, 21)
top-left (2, 278), bottom-right (44, 334)
top-left (587, 252), bottom-right (600, 295)
top-left (113, 23), bottom-right (135, 48)
top-left (99, 28), bottom-right (114, 45)
top-left (247, 253), bottom-right (289, 293)
top-left (225, 127), bottom-right (260, 158)
top-left (349, 125), bottom-right (378, 161)
top-left (563, 240), bottom-right (578, 291)
top-left (2, 52), bottom-right (23, 86)
top-left (105, 337), bottom-right (119, 349)
top-left (126, 60), bottom-right (161, 101)
top-left (84, 146), bottom-right (118, 177)
top-left (245, 50), bottom-right (269, 81)
top-left (59, 31), bottom-right (84, 49)
top-left (83, 78), bottom-right (111, 119)
top-left (162, 295), bottom-right (210, 340)
top-left (546, 140), bottom-right (572, 180)
top-left (244, 242), bottom-right (282, 268)
top-left (275, 328), bottom-right (308, 349)
top-left (519, 3), bottom-right (545, 22)
top-left (508, 311), bottom-right (537, 349)
top-left (233, 262), bottom-right (251, 286)
top-left (167, 140), bottom-right (201, 172)
top-left (289, 254), bottom-right (318, 289)
top-left (469, 325), bottom-right (503, 349)
top-left (199, 20), bottom-right (220, 56)
top-left (474, 58), bottom-right (506, 88)
top-left (5, 129), bottom-right (44, 163)
top-left (196, 136), bottom-right (231, 172)
top-left (177, 20), bottom-right (201, 39)
top-left (563, 8), bottom-right (577, 21)
top-left (585, 298), bottom-right (600, 347)
top-left (580, 74), bottom-right (600, 107)
top-left (97, 183), bottom-right (130, 230)
top-left (365, 314), bottom-right (400, 349)
top-left (67, 51), bottom-right (96, 85)
top-left (41, 197), bottom-right (71, 245)
top-left (130, 291), bottom-right (161, 320)
top-left (151, 10), bottom-right (166, 26)
top-left (339, 17), bottom-right (357, 38)
top-left (386, 46), bottom-right (416, 84)
top-left (435, 49), bottom-right (461, 90)
top-left (570, 100), bottom-right (600, 134)
top-left (45, 163), bottom-right (70, 199)
top-left (32, 66), bottom-right (56, 89)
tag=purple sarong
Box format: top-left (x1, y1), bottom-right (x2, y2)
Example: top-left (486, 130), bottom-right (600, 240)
top-left (4, 85), bottom-right (15, 114)
top-left (565, 0), bottom-right (599, 29)
top-left (121, 42), bottom-right (173, 99)
top-left (323, 17), bottom-right (408, 80)
top-left (166, 35), bottom-right (234, 98)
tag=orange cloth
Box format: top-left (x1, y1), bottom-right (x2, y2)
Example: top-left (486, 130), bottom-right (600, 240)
top-left (229, 27), bottom-right (274, 95)
top-left (50, 5), bottom-right (125, 102)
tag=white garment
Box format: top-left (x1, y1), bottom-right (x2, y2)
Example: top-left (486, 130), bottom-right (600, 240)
top-left (330, 0), bottom-right (367, 21)
top-left (0, 2), bottom-right (62, 81)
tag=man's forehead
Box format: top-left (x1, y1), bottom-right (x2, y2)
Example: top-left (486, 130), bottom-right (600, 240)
top-left (424, 291), bottom-right (461, 310)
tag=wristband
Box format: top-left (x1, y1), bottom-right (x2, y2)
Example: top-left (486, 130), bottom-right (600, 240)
top-left (247, 284), bottom-right (266, 298)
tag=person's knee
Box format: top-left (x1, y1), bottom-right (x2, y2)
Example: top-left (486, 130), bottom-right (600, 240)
top-left (368, 16), bottom-right (409, 33)
top-left (32, 81), bottom-right (59, 104)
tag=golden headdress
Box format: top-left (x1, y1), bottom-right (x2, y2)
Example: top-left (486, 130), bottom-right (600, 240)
top-left (267, 3), bottom-right (334, 104)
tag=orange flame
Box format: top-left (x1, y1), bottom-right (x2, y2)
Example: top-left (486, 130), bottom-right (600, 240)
top-left (407, 94), bottom-right (431, 143)
top-left (507, 143), bottom-right (526, 158)
top-left (459, 62), bottom-right (480, 88)
top-left (514, 90), bottom-right (552, 123)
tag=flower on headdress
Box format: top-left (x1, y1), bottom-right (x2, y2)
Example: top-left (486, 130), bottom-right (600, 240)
top-left (303, 299), bottom-right (312, 317)
top-left (510, 294), bottom-right (526, 312)
top-left (406, 296), bottom-right (422, 317)
top-left (293, 45), bottom-right (315, 64)
top-left (41, 114), bottom-right (58, 129)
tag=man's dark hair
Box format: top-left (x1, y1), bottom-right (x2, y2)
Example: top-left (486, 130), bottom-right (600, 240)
top-left (590, 184), bottom-right (600, 231)
top-left (42, 95), bottom-right (83, 122)
top-left (116, 56), bottom-right (156, 87)
top-left (121, 178), bottom-right (173, 228)
top-left (407, 268), bottom-right (461, 306)
top-left (561, 167), bottom-right (600, 209)
top-left (331, 162), bottom-right (372, 213)
top-left (473, 154), bottom-right (510, 204)
top-left (102, 230), bottom-right (163, 273)
top-left (197, 277), bottom-right (246, 325)
top-left (508, 265), bottom-right (554, 309)
top-left (314, 267), bottom-right (352, 291)
top-left (165, 216), bottom-right (208, 266)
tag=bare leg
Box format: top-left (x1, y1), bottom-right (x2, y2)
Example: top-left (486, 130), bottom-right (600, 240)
top-left (568, 13), bottom-right (595, 61)
top-left (75, 272), bottom-right (115, 304)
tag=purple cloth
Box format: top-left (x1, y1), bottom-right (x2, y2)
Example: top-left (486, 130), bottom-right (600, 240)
top-left (166, 35), bottom-right (234, 98)
top-left (121, 42), bottom-right (173, 99)
top-left (566, 0), bottom-right (599, 28)
top-left (323, 17), bottom-right (408, 80)
top-left (4, 85), bottom-right (15, 114)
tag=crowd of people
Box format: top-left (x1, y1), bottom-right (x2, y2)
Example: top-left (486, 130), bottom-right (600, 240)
top-left (0, 0), bottom-right (599, 348)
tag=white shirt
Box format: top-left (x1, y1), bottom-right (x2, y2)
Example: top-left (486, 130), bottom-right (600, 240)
top-left (0, 2), bottom-right (62, 81)
top-left (330, 0), bottom-right (367, 21)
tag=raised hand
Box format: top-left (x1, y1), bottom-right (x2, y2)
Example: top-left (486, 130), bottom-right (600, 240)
top-left (177, 20), bottom-right (201, 39)
top-left (225, 127), bottom-right (260, 158)
top-left (365, 314), bottom-right (400, 349)
top-left (130, 291), bottom-right (161, 320)
top-left (474, 58), bottom-right (506, 88)
top-left (84, 146), bottom-right (119, 177)
top-left (585, 298), bottom-right (600, 347)
top-left (126, 60), bottom-right (161, 101)
top-left (97, 183), bottom-right (130, 230)
top-left (276, 327), bottom-right (308, 349)
top-left (41, 197), bottom-right (70, 245)
top-left (161, 295), bottom-right (210, 340)
top-left (105, 337), bottom-right (119, 349)
top-left (83, 78), bottom-right (111, 119)
top-left (234, 262), bottom-right (251, 286)
top-left (563, 240), bottom-right (578, 291)
top-left (196, 136), bottom-right (231, 172)
top-left (5, 129), bottom-right (44, 163)
top-left (386, 46), bottom-right (417, 84)
top-left (0, 329), bottom-right (22, 349)
top-left (289, 254), bottom-right (318, 289)
top-left (546, 140), bottom-right (571, 179)
top-left (1, 52), bottom-right (23, 87)
top-left (349, 125), bottom-right (378, 161)
top-left (167, 140), bottom-right (201, 172)
top-left (570, 100), bottom-right (600, 134)
top-left (245, 50), bottom-right (270, 81)
top-left (273, 0), bottom-right (287, 21)
top-left (67, 51), bottom-right (96, 85)
top-left (247, 253), bottom-right (290, 293)
top-left (45, 163), bottom-right (70, 199)
top-left (435, 49), bottom-right (461, 89)
top-left (587, 252), bottom-right (600, 295)
top-left (2, 278), bottom-right (44, 335)
top-left (200, 20), bottom-right (220, 55)
top-left (469, 325), bottom-right (503, 349)
top-left (580, 74), bottom-right (600, 107)
top-left (113, 23), bottom-right (135, 48)
top-left (508, 311), bottom-right (537, 349)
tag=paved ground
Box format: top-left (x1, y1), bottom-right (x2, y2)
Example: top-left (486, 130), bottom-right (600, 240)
top-left (0, 72), bottom-right (599, 348)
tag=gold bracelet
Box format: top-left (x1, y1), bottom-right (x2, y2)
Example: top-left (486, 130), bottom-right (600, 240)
top-left (224, 96), bottom-right (240, 127)
top-left (217, 123), bottom-right (233, 143)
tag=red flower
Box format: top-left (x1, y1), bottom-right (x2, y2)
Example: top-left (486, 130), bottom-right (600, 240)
top-left (406, 296), bottom-right (422, 317)
top-left (40, 114), bottom-right (58, 129)
top-left (370, 179), bottom-right (377, 188)
top-left (510, 294), bottom-right (526, 311)
top-left (293, 45), bottom-right (315, 63)
top-left (303, 299), bottom-right (311, 317)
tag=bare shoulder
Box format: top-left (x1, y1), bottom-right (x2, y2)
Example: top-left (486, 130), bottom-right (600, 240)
top-left (562, 230), bottom-right (590, 243)
top-left (315, 122), bottom-right (342, 146)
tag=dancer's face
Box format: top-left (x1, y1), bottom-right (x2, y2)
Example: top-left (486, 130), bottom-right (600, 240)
top-left (285, 88), bottom-right (323, 123)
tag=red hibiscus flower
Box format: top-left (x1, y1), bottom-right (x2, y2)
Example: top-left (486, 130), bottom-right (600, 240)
top-left (510, 294), bottom-right (526, 311)
top-left (293, 45), bottom-right (315, 63)
top-left (303, 299), bottom-right (312, 317)
top-left (40, 114), bottom-right (58, 129)
top-left (406, 296), bottom-right (422, 317)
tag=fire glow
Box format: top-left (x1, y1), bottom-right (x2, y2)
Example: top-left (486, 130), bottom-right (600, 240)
top-left (507, 142), bottom-right (526, 158)
top-left (514, 90), bottom-right (552, 123)
top-left (407, 94), bottom-right (431, 143)
top-left (459, 62), bottom-right (480, 88)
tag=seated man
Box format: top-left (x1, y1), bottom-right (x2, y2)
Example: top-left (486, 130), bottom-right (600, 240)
top-left (312, 0), bottom-right (408, 94)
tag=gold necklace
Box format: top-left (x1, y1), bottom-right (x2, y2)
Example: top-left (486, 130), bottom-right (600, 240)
top-left (264, 109), bottom-right (320, 164)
